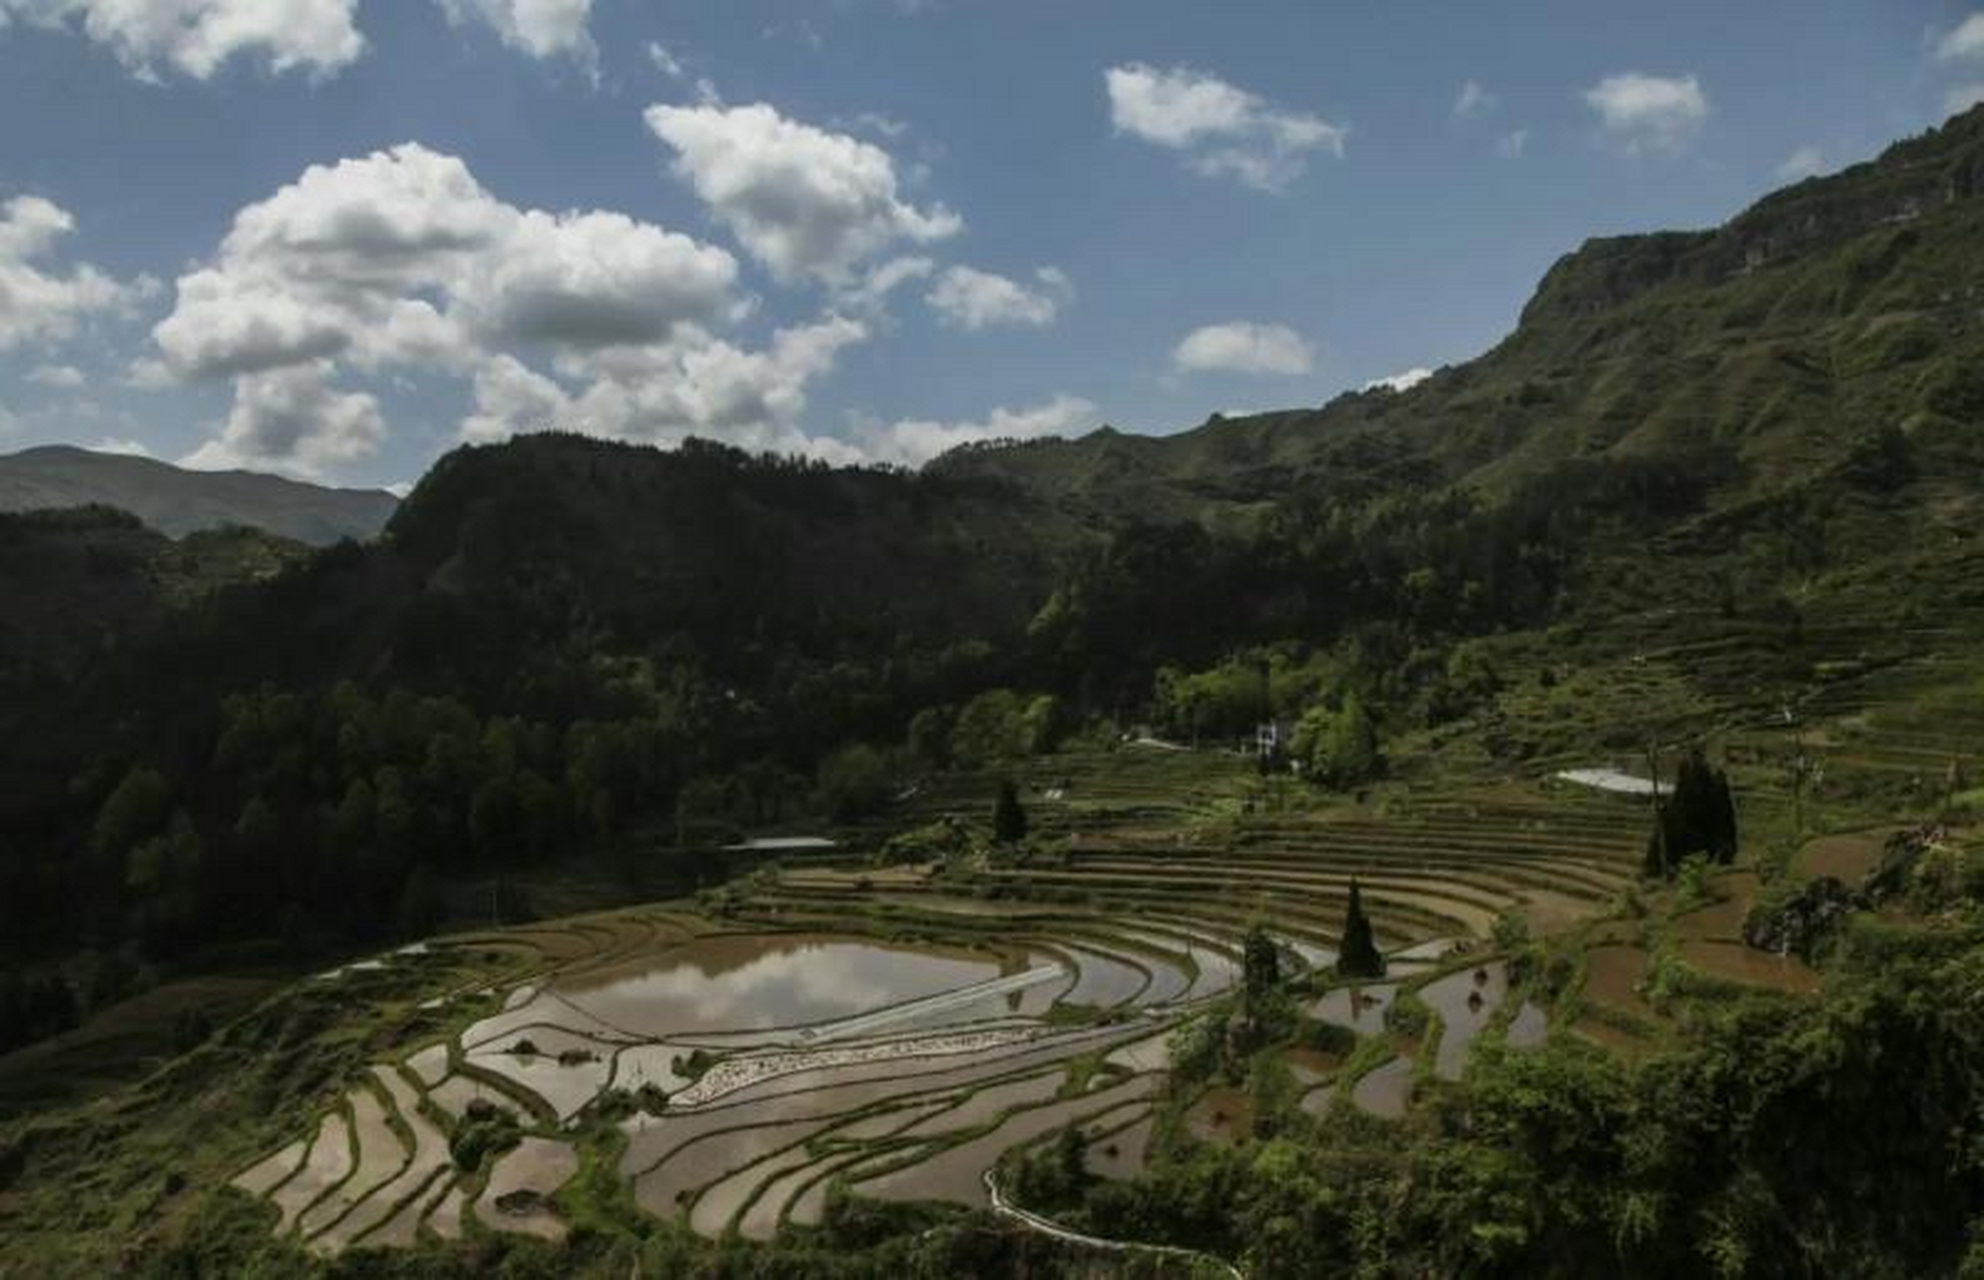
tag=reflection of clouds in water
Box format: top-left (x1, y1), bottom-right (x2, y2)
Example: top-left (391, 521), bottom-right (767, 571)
top-left (567, 942), bottom-right (997, 1033)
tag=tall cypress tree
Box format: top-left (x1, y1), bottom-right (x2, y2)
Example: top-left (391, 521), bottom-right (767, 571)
top-left (1336, 879), bottom-right (1386, 979)
top-left (992, 779), bottom-right (1027, 845)
top-left (1708, 764), bottom-right (1739, 864)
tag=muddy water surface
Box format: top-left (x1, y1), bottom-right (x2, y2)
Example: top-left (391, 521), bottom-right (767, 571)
top-left (1351, 1058), bottom-right (1411, 1118)
top-left (1421, 962), bottom-right (1509, 1080)
top-left (1309, 983), bottom-right (1397, 1034)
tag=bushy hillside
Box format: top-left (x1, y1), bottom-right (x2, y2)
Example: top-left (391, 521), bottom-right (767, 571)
top-left (938, 104), bottom-right (1984, 527)
top-left (0, 506), bottom-right (304, 667)
top-left (2, 108), bottom-right (1983, 1188)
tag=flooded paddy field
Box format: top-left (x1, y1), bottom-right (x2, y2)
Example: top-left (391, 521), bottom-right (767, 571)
top-left (556, 933), bottom-right (1006, 1036)
top-left (225, 910), bottom-right (1202, 1250)
top-left (1421, 963), bottom-right (1510, 1080)
top-left (1679, 940), bottom-right (1823, 993)
top-left (219, 761), bottom-right (1646, 1252)
top-left (1351, 1058), bottom-right (1413, 1119)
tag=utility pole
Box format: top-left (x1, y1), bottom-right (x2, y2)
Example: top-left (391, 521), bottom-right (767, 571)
top-left (1790, 718), bottom-right (1808, 838)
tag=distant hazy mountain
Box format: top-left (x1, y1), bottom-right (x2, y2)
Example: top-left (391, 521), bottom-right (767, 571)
top-left (0, 446), bottom-right (398, 544)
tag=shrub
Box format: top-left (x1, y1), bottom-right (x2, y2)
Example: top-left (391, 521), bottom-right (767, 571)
top-left (815, 743), bottom-right (891, 823)
top-left (1490, 910), bottom-right (1532, 954)
top-left (450, 1099), bottom-right (520, 1172)
top-left (992, 779), bottom-right (1028, 845)
top-left (1293, 694), bottom-right (1384, 791)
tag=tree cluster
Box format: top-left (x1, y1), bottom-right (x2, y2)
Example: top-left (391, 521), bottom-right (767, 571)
top-left (1645, 748), bottom-right (1739, 878)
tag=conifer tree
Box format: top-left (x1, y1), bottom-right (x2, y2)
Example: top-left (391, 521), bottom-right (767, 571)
top-left (1646, 747), bottom-right (1739, 878)
top-left (1336, 879), bottom-right (1386, 978)
top-left (1242, 924), bottom-right (1281, 1008)
top-left (992, 779), bottom-right (1027, 844)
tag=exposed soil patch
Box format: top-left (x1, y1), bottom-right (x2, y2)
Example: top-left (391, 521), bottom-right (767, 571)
top-left (1799, 829), bottom-right (1900, 882)
top-left (1582, 946), bottom-right (1654, 1021)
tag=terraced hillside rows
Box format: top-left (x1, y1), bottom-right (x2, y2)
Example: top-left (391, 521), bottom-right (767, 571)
top-left (223, 746), bottom-right (1650, 1253)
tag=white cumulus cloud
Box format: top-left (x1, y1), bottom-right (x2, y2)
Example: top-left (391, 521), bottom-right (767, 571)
top-left (840, 255), bottom-right (934, 314)
top-left (0, 0), bottom-right (364, 79)
top-left (152, 142), bottom-right (739, 382)
top-left (644, 101), bottom-right (961, 284)
top-left (149, 143), bottom-right (874, 476)
top-left (1105, 63), bottom-right (1345, 192)
top-left (181, 361), bottom-right (385, 478)
top-left (925, 265), bottom-right (1070, 330)
top-left (460, 315), bottom-right (871, 457)
top-left (0, 195), bottom-right (150, 350)
top-left (1362, 366), bottom-right (1432, 394)
top-left (855, 393), bottom-right (1094, 467)
top-left (1172, 321), bottom-right (1313, 376)
top-left (436, 0), bottom-right (592, 63)
top-left (1584, 73), bottom-right (1709, 156)
top-left (1938, 14), bottom-right (1984, 63)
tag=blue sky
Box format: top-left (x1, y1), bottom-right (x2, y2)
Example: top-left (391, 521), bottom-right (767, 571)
top-left (0, 0), bottom-right (1979, 489)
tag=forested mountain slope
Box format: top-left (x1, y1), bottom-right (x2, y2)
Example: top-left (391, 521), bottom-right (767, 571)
top-left (2, 106), bottom-right (1982, 1085)
top-left (937, 104), bottom-right (1984, 531)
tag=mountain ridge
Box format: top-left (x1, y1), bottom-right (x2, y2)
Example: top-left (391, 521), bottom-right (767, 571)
top-left (933, 103), bottom-right (1984, 519)
top-left (0, 445), bottom-right (398, 545)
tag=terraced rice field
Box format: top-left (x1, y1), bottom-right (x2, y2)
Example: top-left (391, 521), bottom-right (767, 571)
top-left (1579, 944), bottom-right (1655, 1032)
top-left (1350, 1059), bottom-right (1413, 1119)
top-left (1797, 829), bottom-right (1898, 882)
top-left (225, 751), bottom-right (1646, 1249)
top-left (1422, 963), bottom-right (1511, 1081)
top-left (1679, 941), bottom-right (1822, 993)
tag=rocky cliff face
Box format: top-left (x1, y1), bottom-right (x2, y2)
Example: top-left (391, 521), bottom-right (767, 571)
top-left (1521, 104), bottom-right (1984, 326)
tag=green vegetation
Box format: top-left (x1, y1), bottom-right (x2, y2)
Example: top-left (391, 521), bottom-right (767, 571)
top-left (1075, 925), bottom-right (1984, 1279)
top-left (0, 443), bottom-right (398, 544)
top-left (449, 1097), bottom-right (521, 1173)
top-left (8, 102), bottom-right (1984, 1279)
top-left (1292, 691), bottom-right (1383, 790)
